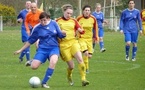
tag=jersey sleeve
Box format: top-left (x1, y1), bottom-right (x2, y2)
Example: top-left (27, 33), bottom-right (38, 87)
top-left (25, 14), bottom-right (31, 34)
top-left (93, 18), bottom-right (99, 41)
top-left (137, 11), bottom-right (142, 30)
top-left (119, 11), bottom-right (124, 30)
top-left (53, 20), bottom-right (66, 38)
top-left (17, 11), bottom-right (22, 19)
top-left (28, 28), bottom-right (39, 44)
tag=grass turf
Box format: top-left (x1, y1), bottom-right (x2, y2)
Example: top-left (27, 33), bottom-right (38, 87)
top-left (0, 30), bottom-right (145, 90)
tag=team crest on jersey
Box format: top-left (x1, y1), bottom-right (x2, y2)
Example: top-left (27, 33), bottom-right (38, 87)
top-left (130, 13), bottom-right (132, 15)
top-left (53, 30), bottom-right (56, 33)
top-left (46, 27), bottom-right (49, 29)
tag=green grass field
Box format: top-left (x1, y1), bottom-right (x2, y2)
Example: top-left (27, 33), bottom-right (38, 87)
top-left (0, 30), bottom-right (145, 90)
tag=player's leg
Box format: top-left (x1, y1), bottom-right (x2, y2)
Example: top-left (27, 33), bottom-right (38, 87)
top-left (99, 28), bottom-right (106, 52)
top-left (20, 29), bottom-right (30, 62)
top-left (78, 39), bottom-right (89, 73)
top-left (59, 44), bottom-right (74, 86)
top-left (66, 60), bottom-right (74, 86)
top-left (72, 42), bottom-right (89, 86)
top-left (131, 33), bottom-right (138, 61)
top-left (41, 48), bottom-right (59, 88)
top-left (124, 33), bottom-right (131, 61)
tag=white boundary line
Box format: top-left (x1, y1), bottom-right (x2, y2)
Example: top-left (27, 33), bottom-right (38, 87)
top-left (94, 60), bottom-right (140, 71)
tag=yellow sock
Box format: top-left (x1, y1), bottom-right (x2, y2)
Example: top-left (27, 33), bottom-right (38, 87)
top-left (67, 68), bottom-right (73, 78)
top-left (78, 63), bottom-right (86, 81)
top-left (83, 55), bottom-right (89, 70)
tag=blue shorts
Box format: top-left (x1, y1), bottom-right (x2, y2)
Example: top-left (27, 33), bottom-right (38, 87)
top-left (33, 47), bottom-right (60, 63)
top-left (98, 28), bottom-right (104, 37)
top-left (21, 27), bottom-right (29, 42)
top-left (124, 33), bottom-right (138, 43)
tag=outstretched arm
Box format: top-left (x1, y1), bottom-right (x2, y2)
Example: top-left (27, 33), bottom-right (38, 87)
top-left (14, 42), bottom-right (31, 55)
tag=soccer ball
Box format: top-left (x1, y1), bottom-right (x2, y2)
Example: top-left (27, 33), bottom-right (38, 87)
top-left (29, 76), bottom-right (41, 88)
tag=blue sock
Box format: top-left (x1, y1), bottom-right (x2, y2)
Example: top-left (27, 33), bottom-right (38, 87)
top-left (42, 68), bottom-right (54, 84)
top-left (99, 41), bottom-right (104, 49)
top-left (125, 45), bottom-right (130, 56)
top-left (132, 47), bottom-right (137, 59)
top-left (19, 50), bottom-right (26, 59)
top-left (93, 42), bottom-right (96, 49)
top-left (25, 47), bottom-right (30, 61)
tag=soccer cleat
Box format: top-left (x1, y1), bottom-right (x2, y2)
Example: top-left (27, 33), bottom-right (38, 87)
top-left (125, 55), bottom-right (129, 61)
top-left (132, 58), bottom-right (136, 61)
top-left (42, 84), bottom-right (50, 88)
top-left (82, 80), bottom-right (89, 86)
top-left (67, 76), bottom-right (74, 86)
top-left (25, 60), bottom-right (31, 66)
top-left (19, 58), bottom-right (23, 63)
top-left (86, 69), bottom-right (89, 74)
top-left (100, 48), bottom-right (106, 53)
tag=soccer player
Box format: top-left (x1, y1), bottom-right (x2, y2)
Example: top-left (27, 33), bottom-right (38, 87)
top-left (25, 2), bottom-right (42, 49)
top-left (119, 0), bottom-right (142, 61)
top-left (92, 3), bottom-right (108, 52)
top-left (14, 12), bottom-right (66, 88)
top-left (76, 5), bottom-right (99, 73)
top-left (17, 1), bottom-right (31, 62)
top-left (25, 2), bottom-right (42, 36)
top-left (141, 9), bottom-right (145, 35)
top-left (56, 4), bottom-right (89, 86)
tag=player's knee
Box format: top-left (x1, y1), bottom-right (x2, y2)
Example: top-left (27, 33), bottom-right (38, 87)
top-left (31, 65), bottom-right (39, 70)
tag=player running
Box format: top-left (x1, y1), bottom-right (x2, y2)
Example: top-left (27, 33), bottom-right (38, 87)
top-left (14, 12), bottom-right (66, 88)
top-left (17, 1), bottom-right (31, 63)
top-left (92, 3), bottom-right (108, 52)
top-left (76, 5), bottom-right (99, 73)
top-left (56, 4), bottom-right (89, 86)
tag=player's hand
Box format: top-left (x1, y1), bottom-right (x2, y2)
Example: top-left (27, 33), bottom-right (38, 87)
top-left (14, 50), bottom-right (22, 55)
top-left (17, 18), bottom-right (23, 23)
top-left (27, 32), bottom-right (31, 36)
top-left (120, 30), bottom-right (123, 34)
top-left (61, 30), bottom-right (66, 36)
top-left (139, 30), bottom-right (143, 36)
top-left (78, 28), bottom-right (85, 34)
top-left (93, 38), bottom-right (99, 44)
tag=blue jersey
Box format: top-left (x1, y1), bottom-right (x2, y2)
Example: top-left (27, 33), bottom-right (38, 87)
top-left (92, 11), bottom-right (104, 29)
top-left (17, 9), bottom-right (29, 42)
top-left (119, 8), bottom-right (142, 33)
top-left (28, 20), bottom-right (65, 49)
top-left (17, 9), bottom-right (29, 27)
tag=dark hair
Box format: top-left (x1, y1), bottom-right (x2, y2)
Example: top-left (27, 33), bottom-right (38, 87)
top-left (128, 0), bottom-right (135, 4)
top-left (82, 5), bottom-right (91, 11)
top-left (39, 12), bottom-right (50, 19)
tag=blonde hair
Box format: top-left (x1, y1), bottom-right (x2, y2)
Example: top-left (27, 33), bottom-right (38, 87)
top-left (61, 4), bottom-right (73, 12)
top-left (95, 3), bottom-right (101, 8)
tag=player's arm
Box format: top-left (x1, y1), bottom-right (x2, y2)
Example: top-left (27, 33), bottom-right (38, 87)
top-left (74, 19), bottom-right (85, 34)
top-left (137, 11), bottom-right (142, 30)
top-left (137, 11), bottom-right (143, 35)
top-left (93, 19), bottom-right (99, 42)
top-left (17, 12), bottom-right (23, 23)
top-left (119, 12), bottom-right (124, 33)
top-left (14, 42), bottom-right (31, 55)
top-left (25, 14), bottom-right (31, 36)
top-left (53, 21), bottom-right (66, 38)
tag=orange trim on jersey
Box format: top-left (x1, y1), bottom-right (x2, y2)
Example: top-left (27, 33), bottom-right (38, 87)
top-left (77, 15), bottom-right (99, 41)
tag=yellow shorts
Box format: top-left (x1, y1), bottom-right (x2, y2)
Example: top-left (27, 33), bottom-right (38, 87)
top-left (78, 38), bottom-right (93, 54)
top-left (59, 39), bottom-right (81, 62)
